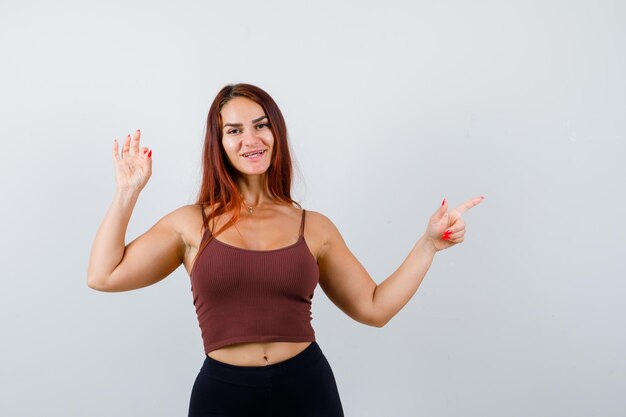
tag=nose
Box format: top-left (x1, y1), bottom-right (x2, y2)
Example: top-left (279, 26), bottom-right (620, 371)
top-left (242, 127), bottom-right (263, 145)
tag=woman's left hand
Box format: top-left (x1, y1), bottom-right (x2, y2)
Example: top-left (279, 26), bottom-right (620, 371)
top-left (424, 196), bottom-right (484, 252)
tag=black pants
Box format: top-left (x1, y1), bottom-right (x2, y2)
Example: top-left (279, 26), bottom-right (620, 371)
top-left (188, 341), bottom-right (344, 417)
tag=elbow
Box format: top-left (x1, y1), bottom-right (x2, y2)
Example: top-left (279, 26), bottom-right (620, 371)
top-left (373, 317), bottom-right (388, 328)
top-left (370, 288), bottom-right (388, 328)
top-left (368, 311), bottom-right (388, 328)
top-left (357, 312), bottom-right (386, 328)
top-left (87, 276), bottom-right (108, 292)
top-left (86, 279), bottom-right (101, 291)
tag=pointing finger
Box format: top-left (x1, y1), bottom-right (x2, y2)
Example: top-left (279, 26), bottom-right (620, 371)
top-left (452, 195), bottom-right (485, 215)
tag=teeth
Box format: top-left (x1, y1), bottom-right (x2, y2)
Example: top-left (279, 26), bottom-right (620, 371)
top-left (243, 150), bottom-right (264, 157)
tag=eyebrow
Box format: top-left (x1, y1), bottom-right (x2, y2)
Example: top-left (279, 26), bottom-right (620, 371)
top-left (223, 115), bottom-right (268, 129)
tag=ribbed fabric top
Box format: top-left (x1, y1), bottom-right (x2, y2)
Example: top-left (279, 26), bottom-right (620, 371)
top-left (190, 207), bottom-right (319, 354)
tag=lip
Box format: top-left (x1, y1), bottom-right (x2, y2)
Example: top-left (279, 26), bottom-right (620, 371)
top-left (240, 149), bottom-right (267, 157)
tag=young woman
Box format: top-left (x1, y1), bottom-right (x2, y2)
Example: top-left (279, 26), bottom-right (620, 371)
top-left (87, 83), bottom-right (483, 417)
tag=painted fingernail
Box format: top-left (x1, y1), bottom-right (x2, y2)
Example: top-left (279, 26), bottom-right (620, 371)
top-left (148, 150), bottom-right (152, 158)
top-left (137, 129), bottom-right (140, 132)
top-left (143, 149), bottom-right (147, 154)
top-left (441, 198), bottom-right (446, 206)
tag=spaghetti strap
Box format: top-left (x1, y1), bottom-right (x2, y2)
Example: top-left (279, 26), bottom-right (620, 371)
top-left (299, 209), bottom-right (306, 237)
top-left (199, 205), bottom-right (211, 238)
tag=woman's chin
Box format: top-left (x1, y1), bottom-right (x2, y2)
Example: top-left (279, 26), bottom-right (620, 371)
top-left (236, 166), bottom-right (269, 176)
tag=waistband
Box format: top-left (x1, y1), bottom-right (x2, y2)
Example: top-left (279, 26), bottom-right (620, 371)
top-left (201, 342), bottom-right (324, 384)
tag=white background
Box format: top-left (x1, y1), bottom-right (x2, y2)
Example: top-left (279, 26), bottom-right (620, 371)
top-left (0, 0), bottom-right (624, 416)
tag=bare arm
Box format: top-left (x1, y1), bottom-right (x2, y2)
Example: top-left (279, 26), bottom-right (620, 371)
top-left (317, 212), bottom-right (435, 328)
top-left (86, 188), bottom-right (141, 288)
top-left (373, 196), bottom-right (484, 326)
top-left (86, 188), bottom-right (186, 292)
top-left (86, 129), bottom-right (185, 292)
top-left (317, 196), bottom-right (483, 327)
top-left (372, 236), bottom-right (436, 326)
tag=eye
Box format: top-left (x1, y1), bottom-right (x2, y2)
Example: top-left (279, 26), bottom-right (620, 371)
top-left (227, 128), bottom-right (240, 134)
top-left (257, 123), bottom-right (270, 129)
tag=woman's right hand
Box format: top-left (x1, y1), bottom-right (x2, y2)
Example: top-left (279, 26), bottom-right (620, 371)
top-left (112, 129), bottom-right (152, 192)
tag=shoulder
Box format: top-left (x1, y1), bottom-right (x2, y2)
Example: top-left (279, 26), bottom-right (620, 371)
top-left (165, 204), bottom-right (216, 246)
top-left (302, 209), bottom-right (343, 258)
top-left (175, 203), bottom-right (218, 220)
top-left (302, 209), bottom-right (331, 228)
top-left (164, 204), bottom-right (202, 226)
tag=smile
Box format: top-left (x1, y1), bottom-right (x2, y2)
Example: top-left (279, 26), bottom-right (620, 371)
top-left (242, 149), bottom-right (266, 160)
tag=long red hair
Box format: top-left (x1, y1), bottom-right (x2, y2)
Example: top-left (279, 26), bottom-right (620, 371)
top-left (194, 83), bottom-right (301, 258)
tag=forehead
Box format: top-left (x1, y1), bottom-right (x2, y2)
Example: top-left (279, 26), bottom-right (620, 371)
top-left (220, 97), bottom-right (265, 122)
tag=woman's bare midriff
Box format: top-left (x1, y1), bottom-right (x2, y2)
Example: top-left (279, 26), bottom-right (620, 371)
top-left (207, 341), bottom-right (313, 367)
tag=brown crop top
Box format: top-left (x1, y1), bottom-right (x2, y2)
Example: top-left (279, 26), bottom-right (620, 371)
top-left (189, 207), bottom-right (319, 354)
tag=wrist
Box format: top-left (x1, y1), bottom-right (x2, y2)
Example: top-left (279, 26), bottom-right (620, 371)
top-left (415, 234), bottom-right (438, 256)
top-left (114, 187), bottom-right (141, 205)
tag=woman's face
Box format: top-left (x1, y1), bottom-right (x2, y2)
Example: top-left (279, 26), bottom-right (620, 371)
top-left (220, 96), bottom-right (274, 177)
